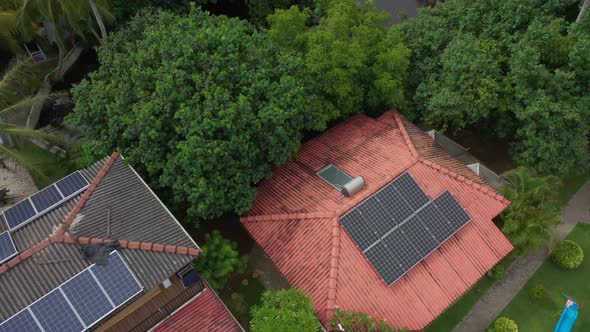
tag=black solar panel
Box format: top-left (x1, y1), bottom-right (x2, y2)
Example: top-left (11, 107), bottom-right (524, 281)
top-left (0, 309), bottom-right (40, 332)
top-left (391, 173), bottom-right (429, 210)
top-left (61, 270), bottom-right (114, 327)
top-left (30, 185), bottom-right (63, 213)
top-left (339, 172), bottom-right (474, 286)
top-left (435, 191), bottom-right (471, 229)
top-left (55, 171), bottom-right (89, 197)
top-left (340, 210), bottom-right (380, 251)
top-left (0, 231), bottom-right (17, 263)
top-left (29, 289), bottom-right (85, 332)
top-left (374, 184), bottom-right (414, 226)
top-left (3, 199), bottom-right (36, 230)
top-left (90, 252), bottom-right (142, 306)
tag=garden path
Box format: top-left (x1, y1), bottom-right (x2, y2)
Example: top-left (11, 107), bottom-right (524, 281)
top-left (452, 180), bottom-right (590, 332)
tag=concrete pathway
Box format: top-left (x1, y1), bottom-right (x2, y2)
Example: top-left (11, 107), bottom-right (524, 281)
top-left (453, 180), bottom-right (590, 332)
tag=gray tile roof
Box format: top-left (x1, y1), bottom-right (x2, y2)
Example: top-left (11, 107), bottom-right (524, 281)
top-left (0, 154), bottom-right (198, 322)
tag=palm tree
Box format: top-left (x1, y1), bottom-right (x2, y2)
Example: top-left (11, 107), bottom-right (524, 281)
top-left (0, 57), bottom-right (69, 178)
top-left (498, 167), bottom-right (561, 255)
top-left (577, 0), bottom-right (590, 23)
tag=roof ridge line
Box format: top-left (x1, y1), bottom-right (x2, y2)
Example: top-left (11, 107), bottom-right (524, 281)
top-left (392, 110), bottom-right (419, 158)
top-left (241, 212), bottom-right (335, 223)
top-left (417, 157), bottom-right (510, 207)
top-left (56, 151), bottom-right (120, 236)
top-left (325, 217), bottom-right (341, 321)
top-left (60, 235), bottom-right (201, 256)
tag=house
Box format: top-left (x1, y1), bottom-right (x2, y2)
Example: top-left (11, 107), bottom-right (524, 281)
top-left (0, 152), bottom-right (243, 332)
top-left (240, 110), bottom-right (513, 330)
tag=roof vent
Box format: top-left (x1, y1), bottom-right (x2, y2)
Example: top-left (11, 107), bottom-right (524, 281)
top-left (341, 176), bottom-right (365, 197)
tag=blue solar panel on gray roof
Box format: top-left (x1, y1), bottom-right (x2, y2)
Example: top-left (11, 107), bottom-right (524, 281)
top-left (55, 171), bottom-right (89, 197)
top-left (0, 231), bottom-right (17, 263)
top-left (61, 270), bottom-right (114, 327)
top-left (30, 185), bottom-right (63, 213)
top-left (0, 309), bottom-right (41, 332)
top-left (3, 199), bottom-right (36, 230)
top-left (29, 289), bottom-right (85, 332)
top-left (90, 252), bottom-right (142, 307)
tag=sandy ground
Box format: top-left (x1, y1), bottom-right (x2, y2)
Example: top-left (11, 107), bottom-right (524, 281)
top-left (0, 161), bottom-right (38, 212)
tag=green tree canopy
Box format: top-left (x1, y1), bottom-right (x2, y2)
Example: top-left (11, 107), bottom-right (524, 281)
top-left (70, 6), bottom-right (326, 221)
top-left (498, 167), bottom-right (561, 254)
top-left (251, 289), bottom-right (319, 332)
top-left (268, 0), bottom-right (411, 119)
top-left (193, 230), bottom-right (247, 290)
top-left (401, 0), bottom-right (589, 175)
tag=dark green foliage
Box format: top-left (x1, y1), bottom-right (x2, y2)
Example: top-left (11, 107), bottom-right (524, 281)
top-left (268, 0), bottom-right (411, 119)
top-left (250, 289), bottom-right (319, 332)
top-left (529, 283), bottom-right (546, 301)
top-left (490, 264), bottom-right (507, 281)
top-left (329, 308), bottom-right (407, 332)
top-left (488, 317), bottom-right (518, 332)
top-left (400, 0), bottom-right (589, 175)
top-left (248, 0), bottom-right (291, 27)
top-left (552, 239), bottom-right (584, 270)
top-left (70, 6), bottom-right (324, 220)
top-left (193, 230), bottom-right (248, 290)
top-left (110, 0), bottom-right (189, 23)
top-left (498, 167), bottom-right (561, 254)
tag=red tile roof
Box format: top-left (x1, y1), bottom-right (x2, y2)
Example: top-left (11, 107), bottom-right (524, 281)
top-left (240, 110), bottom-right (513, 330)
top-left (153, 283), bottom-right (244, 332)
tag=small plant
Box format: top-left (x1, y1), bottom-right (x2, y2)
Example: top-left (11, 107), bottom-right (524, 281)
top-left (488, 317), bottom-right (518, 332)
top-left (490, 264), bottom-right (507, 280)
top-left (329, 308), bottom-right (407, 331)
top-left (552, 240), bottom-right (584, 270)
top-left (529, 283), bottom-right (546, 301)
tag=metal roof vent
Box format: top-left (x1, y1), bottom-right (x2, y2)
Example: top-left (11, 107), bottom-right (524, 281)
top-left (341, 176), bottom-right (365, 197)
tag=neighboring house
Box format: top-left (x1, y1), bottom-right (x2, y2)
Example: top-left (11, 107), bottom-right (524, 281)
top-left (0, 152), bottom-right (243, 332)
top-left (241, 110), bottom-right (513, 331)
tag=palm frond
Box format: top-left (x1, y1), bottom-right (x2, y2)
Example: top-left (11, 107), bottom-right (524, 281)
top-left (0, 123), bottom-right (70, 146)
top-left (0, 91), bottom-right (69, 116)
top-left (0, 143), bottom-right (48, 181)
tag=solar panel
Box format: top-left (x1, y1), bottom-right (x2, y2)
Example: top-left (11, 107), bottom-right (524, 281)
top-left (3, 199), bottom-right (36, 230)
top-left (55, 171), bottom-right (89, 197)
top-left (339, 172), bottom-right (474, 286)
top-left (391, 173), bottom-right (429, 210)
top-left (61, 270), bottom-right (114, 327)
top-left (435, 191), bottom-right (471, 229)
top-left (90, 252), bottom-right (142, 306)
top-left (0, 231), bottom-right (17, 263)
top-left (29, 289), bottom-right (85, 332)
top-left (340, 210), bottom-right (381, 251)
top-left (30, 185), bottom-right (63, 213)
top-left (0, 309), bottom-right (41, 332)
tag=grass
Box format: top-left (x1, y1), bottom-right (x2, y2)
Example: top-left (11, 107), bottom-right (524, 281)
top-left (558, 170), bottom-right (590, 208)
top-left (424, 277), bottom-right (495, 332)
top-left (499, 224), bottom-right (590, 331)
top-left (16, 141), bottom-right (77, 188)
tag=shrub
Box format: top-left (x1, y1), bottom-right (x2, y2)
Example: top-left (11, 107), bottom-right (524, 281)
top-left (193, 231), bottom-right (248, 289)
top-left (490, 264), bottom-right (507, 281)
top-left (552, 240), bottom-right (584, 270)
top-left (488, 317), bottom-right (518, 332)
top-left (529, 283), bottom-right (546, 301)
top-left (251, 289), bottom-right (320, 332)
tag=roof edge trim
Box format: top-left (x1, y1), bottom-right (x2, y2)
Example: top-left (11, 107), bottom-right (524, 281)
top-left (240, 212), bottom-right (335, 223)
top-left (392, 111), bottom-right (419, 158)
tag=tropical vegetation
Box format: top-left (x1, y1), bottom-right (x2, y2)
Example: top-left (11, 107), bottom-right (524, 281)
top-left (552, 239), bottom-right (584, 270)
top-left (488, 317), bottom-right (518, 332)
top-left (193, 230), bottom-right (247, 290)
top-left (498, 167), bottom-right (561, 254)
top-left (250, 289), bottom-right (319, 332)
top-left (329, 308), bottom-right (407, 331)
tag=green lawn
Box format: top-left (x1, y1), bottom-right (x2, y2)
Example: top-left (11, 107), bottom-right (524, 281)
top-left (558, 171), bottom-right (590, 208)
top-left (424, 277), bottom-right (495, 332)
top-left (499, 224), bottom-right (590, 331)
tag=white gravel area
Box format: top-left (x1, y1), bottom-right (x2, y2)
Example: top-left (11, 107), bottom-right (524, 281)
top-left (0, 161), bottom-right (38, 211)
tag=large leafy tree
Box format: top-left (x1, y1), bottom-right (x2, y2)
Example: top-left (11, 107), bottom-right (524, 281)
top-left (70, 6), bottom-right (325, 221)
top-left (268, 0), bottom-right (411, 119)
top-left (250, 289), bottom-right (319, 332)
top-left (400, 0), bottom-right (589, 175)
top-left (498, 167), bottom-right (561, 254)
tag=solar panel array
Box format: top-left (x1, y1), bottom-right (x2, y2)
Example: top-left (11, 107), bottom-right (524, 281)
top-left (0, 231), bottom-right (17, 264)
top-left (340, 172), bottom-right (472, 286)
top-left (0, 251), bottom-right (143, 332)
top-left (2, 171), bottom-right (89, 231)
